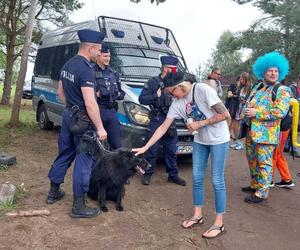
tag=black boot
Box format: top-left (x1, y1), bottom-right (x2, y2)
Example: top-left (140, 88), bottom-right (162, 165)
top-left (46, 182), bottom-right (65, 204)
top-left (142, 174), bottom-right (151, 185)
top-left (168, 175), bottom-right (187, 186)
top-left (70, 196), bottom-right (100, 218)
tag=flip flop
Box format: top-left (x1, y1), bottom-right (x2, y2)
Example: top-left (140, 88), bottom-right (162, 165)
top-left (202, 224), bottom-right (225, 239)
top-left (181, 216), bottom-right (204, 229)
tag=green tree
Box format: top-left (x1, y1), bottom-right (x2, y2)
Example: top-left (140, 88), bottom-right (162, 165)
top-left (232, 0), bottom-right (300, 80)
top-left (209, 31), bottom-right (244, 79)
top-left (10, 0), bottom-right (38, 126)
top-left (0, 0), bottom-right (83, 105)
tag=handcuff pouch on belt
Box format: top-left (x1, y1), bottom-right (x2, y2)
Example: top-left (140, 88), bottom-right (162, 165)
top-left (69, 105), bottom-right (92, 135)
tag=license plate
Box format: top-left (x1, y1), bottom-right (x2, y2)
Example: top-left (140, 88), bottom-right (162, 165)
top-left (176, 145), bottom-right (193, 154)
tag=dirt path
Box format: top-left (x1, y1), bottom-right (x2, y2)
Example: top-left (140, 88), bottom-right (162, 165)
top-left (0, 128), bottom-right (300, 250)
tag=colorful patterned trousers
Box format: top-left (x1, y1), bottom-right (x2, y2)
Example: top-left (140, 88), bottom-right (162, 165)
top-left (245, 135), bottom-right (275, 199)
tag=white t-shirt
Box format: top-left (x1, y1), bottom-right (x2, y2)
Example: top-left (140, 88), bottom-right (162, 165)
top-left (167, 83), bottom-right (230, 145)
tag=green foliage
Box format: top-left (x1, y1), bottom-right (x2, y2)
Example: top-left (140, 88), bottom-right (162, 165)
top-left (230, 0), bottom-right (300, 80)
top-left (0, 0), bottom-right (83, 102)
top-left (0, 86), bottom-right (37, 147)
top-left (0, 105), bottom-right (36, 148)
top-left (208, 31), bottom-right (244, 79)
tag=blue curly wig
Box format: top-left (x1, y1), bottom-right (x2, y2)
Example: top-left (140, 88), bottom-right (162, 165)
top-left (252, 51), bottom-right (289, 81)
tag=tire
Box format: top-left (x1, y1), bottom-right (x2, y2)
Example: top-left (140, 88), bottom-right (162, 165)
top-left (38, 104), bottom-right (54, 130)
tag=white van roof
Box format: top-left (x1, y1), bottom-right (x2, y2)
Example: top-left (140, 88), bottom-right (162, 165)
top-left (39, 20), bottom-right (98, 48)
top-left (38, 16), bottom-right (184, 59)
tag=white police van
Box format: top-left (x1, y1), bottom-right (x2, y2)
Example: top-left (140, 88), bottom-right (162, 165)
top-left (32, 16), bottom-right (193, 154)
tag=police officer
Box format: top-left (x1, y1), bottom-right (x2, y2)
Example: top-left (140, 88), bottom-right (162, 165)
top-left (46, 29), bottom-right (107, 218)
top-left (139, 56), bottom-right (186, 186)
top-left (94, 43), bottom-right (125, 150)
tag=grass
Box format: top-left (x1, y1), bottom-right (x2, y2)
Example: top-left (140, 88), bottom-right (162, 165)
top-left (0, 105), bottom-right (37, 148)
top-left (0, 83), bottom-right (38, 148)
top-left (0, 184), bottom-right (28, 216)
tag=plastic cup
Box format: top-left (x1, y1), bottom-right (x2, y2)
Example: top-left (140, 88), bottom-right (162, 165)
top-left (186, 118), bottom-right (198, 135)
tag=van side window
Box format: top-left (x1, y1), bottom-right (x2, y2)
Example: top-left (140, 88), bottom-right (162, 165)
top-left (34, 47), bottom-right (56, 77)
top-left (52, 43), bottom-right (79, 80)
top-left (34, 43), bottom-right (79, 80)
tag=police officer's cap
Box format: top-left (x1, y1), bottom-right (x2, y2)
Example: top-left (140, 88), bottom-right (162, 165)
top-left (101, 43), bottom-right (110, 53)
top-left (160, 56), bottom-right (179, 66)
top-left (77, 29), bottom-right (105, 44)
top-left (163, 71), bottom-right (185, 88)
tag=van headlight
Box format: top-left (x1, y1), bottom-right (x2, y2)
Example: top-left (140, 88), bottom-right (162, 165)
top-left (123, 101), bottom-right (150, 127)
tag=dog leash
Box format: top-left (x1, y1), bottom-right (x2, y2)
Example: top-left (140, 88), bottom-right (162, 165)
top-left (82, 130), bottom-right (112, 154)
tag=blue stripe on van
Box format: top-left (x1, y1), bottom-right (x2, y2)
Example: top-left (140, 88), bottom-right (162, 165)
top-left (130, 87), bottom-right (142, 96)
top-left (117, 113), bottom-right (131, 125)
top-left (32, 88), bottom-right (60, 104)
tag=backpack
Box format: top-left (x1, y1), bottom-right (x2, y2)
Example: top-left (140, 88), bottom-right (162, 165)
top-left (271, 83), bottom-right (292, 131)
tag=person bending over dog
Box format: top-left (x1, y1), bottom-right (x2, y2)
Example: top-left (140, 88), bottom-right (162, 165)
top-left (133, 71), bottom-right (230, 239)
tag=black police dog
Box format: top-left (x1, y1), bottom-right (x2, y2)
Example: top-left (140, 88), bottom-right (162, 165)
top-left (87, 148), bottom-right (150, 212)
top-left (81, 131), bottom-right (150, 212)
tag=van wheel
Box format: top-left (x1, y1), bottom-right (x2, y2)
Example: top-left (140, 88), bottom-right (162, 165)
top-left (38, 104), bottom-right (54, 130)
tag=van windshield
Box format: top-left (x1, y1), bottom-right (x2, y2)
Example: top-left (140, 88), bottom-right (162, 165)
top-left (110, 47), bottom-right (186, 82)
top-left (97, 16), bottom-right (188, 82)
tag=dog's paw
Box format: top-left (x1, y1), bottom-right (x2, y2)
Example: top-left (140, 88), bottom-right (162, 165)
top-left (101, 206), bottom-right (109, 212)
top-left (116, 205), bottom-right (124, 211)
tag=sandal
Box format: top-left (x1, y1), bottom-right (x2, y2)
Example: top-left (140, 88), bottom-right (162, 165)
top-left (202, 224), bottom-right (225, 239)
top-left (181, 216), bottom-right (203, 229)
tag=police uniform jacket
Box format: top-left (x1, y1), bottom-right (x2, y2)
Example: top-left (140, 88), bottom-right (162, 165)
top-left (139, 74), bottom-right (173, 116)
top-left (60, 55), bottom-right (96, 110)
top-left (94, 64), bottom-right (125, 107)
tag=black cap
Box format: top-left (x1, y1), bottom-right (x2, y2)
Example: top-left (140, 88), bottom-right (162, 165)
top-left (163, 72), bottom-right (197, 87)
top-left (163, 71), bottom-right (185, 88)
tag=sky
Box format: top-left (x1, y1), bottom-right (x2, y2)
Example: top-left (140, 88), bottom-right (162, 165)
top-left (26, 0), bottom-right (262, 79)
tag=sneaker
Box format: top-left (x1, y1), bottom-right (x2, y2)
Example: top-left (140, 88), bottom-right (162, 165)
top-left (241, 186), bottom-right (256, 193)
top-left (269, 181), bottom-right (275, 188)
top-left (230, 143), bottom-right (238, 148)
top-left (275, 180), bottom-right (295, 188)
top-left (292, 150), bottom-right (300, 158)
top-left (244, 194), bottom-right (265, 204)
top-left (234, 143), bottom-right (244, 150)
top-left (168, 175), bottom-right (187, 186)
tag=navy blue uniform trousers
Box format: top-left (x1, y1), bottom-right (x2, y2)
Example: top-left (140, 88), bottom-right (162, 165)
top-left (48, 109), bottom-right (94, 197)
top-left (100, 108), bottom-right (121, 150)
top-left (145, 114), bottom-right (178, 177)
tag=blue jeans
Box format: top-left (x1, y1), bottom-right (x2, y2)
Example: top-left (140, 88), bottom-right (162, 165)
top-left (192, 141), bottom-right (229, 214)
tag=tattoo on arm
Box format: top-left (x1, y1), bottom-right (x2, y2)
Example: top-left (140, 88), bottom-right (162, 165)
top-left (204, 102), bottom-right (231, 126)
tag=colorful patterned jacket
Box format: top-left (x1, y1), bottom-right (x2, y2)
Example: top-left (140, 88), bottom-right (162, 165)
top-left (242, 82), bottom-right (291, 144)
